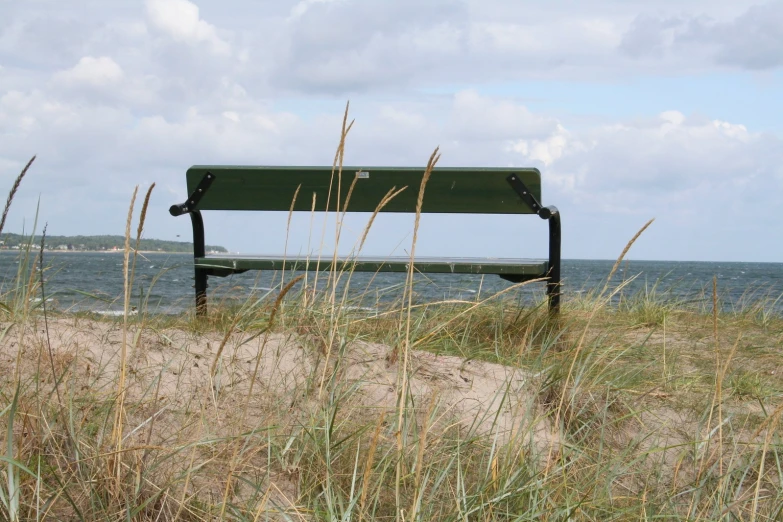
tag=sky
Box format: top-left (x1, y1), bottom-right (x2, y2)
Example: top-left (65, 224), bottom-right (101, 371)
top-left (1, 0), bottom-right (782, 262)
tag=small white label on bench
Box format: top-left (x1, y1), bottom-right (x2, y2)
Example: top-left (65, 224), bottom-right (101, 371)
top-left (356, 171), bottom-right (369, 179)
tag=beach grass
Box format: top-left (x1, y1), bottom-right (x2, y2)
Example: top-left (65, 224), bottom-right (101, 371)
top-left (2, 267), bottom-right (782, 521)
top-left (1, 127), bottom-right (782, 521)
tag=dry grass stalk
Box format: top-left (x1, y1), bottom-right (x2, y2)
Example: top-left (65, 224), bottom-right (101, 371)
top-left (750, 402), bottom-right (783, 521)
top-left (23, 243), bottom-right (38, 319)
top-left (171, 403), bottom-right (207, 522)
top-left (15, 225), bottom-right (41, 379)
top-left (333, 184), bottom-right (408, 326)
top-left (389, 148), bottom-right (440, 364)
top-left (359, 411), bottom-right (386, 520)
top-left (216, 274), bottom-right (304, 519)
top-left (341, 173), bottom-right (359, 217)
top-left (601, 218), bottom-right (655, 295)
top-left (717, 334), bottom-right (741, 469)
top-left (209, 312), bottom-right (244, 379)
top-left (358, 186), bottom-right (407, 253)
top-left (713, 276), bottom-right (723, 480)
top-left (303, 191), bottom-right (318, 308)
top-left (12, 220), bottom-right (41, 383)
top-left (111, 185), bottom-right (138, 488)
top-left (329, 185), bottom-right (409, 320)
top-left (280, 183), bottom-right (302, 288)
top-left (327, 106), bottom-right (355, 295)
top-left (324, 172), bottom-right (361, 311)
top-left (313, 184), bottom-right (414, 396)
top-left (4, 156), bottom-right (37, 383)
top-left (691, 275), bottom-right (725, 517)
top-left (0, 155), bottom-right (35, 237)
top-left (394, 146), bottom-right (440, 521)
top-left (547, 217), bottom-right (655, 475)
top-left (136, 184), bottom-right (155, 248)
top-left (313, 101), bottom-right (354, 293)
top-left (37, 224), bottom-right (62, 409)
top-left (314, 103), bottom-right (357, 397)
top-left (409, 392), bottom-right (438, 521)
top-left (329, 173), bottom-right (360, 283)
top-left (130, 184), bottom-right (155, 342)
top-left (267, 274), bottom-right (306, 328)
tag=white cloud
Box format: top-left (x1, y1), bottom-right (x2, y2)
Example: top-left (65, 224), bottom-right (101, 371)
top-left (378, 106), bottom-right (428, 129)
top-left (289, 0), bottom-right (343, 19)
top-left (448, 90), bottom-right (558, 141)
top-left (509, 125), bottom-right (574, 167)
top-left (620, 0), bottom-right (783, 70)
top-left (145, 0), bottom-right (231, 55)
top-left (222, 111), bottom-right (240, 123)
top-left (53, 56), bottom-right (124, 87)
top-left (50, 56), bottom-right (165, 108)
top-left (659, 110), bottom-right (686, 126)
top-left (469, 18), bottom-right (621, 56)
top-left (266, 0), bottom-right (780, 93)
top-left (515, 110), bottom-right (783, 221)
top-left (3, 0), bottom-right (776, 105)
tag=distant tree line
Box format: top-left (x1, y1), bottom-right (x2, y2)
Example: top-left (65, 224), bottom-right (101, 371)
top-left (0, 233), bottom-right (227, 253)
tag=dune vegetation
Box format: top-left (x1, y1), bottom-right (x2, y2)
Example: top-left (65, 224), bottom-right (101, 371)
top-left (1, 116), bottom-right (782, 521)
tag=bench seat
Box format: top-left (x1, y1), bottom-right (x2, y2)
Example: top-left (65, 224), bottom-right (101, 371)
top-left (195, 254), bottom-right (549, 281)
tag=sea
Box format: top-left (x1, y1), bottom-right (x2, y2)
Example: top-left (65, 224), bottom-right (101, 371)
top-left (1, 251), bottom-right (781, 316)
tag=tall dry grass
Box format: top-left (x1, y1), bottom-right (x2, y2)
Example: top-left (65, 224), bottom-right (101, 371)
top-left (1, 118), bottom-right (783, 522)
top-left (0, 156), bottom-right (35, 238)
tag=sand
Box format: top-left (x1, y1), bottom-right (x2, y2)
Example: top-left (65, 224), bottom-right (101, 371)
top-left (1, 315), bottom-right (558, 456)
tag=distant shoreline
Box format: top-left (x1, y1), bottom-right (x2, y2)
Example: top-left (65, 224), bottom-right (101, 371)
top-left (0, 233), bottom-right (227, 254)
top-left (0, 249), bottom-right (197, 255)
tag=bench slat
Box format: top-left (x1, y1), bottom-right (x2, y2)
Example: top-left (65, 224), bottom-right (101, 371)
top-left (186, 166), bottom-right (541, 214)
top-left (195, 254), bottom-right (548, 278)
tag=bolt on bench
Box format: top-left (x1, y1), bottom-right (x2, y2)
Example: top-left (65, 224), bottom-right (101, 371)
top-left (170, 166), bottom-right (561, 315)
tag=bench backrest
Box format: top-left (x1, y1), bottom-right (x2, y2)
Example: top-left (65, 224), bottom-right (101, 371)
top-left (186, 166), bottom-right (541, 214)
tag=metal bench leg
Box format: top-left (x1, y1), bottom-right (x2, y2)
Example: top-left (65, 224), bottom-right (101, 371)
top-left (170, 174), bottom-right (217, 316)
top-left (546, 207), bottom-right (562, 313)
top-left (195, 268), bottom-right (208, 316)
top-left (190, 210), bottom-right (208, 316)
top-left (504, 174), bottom-right (562, 314)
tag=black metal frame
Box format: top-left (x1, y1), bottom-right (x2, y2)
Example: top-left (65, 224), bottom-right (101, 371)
top-left (169, 172), bottom-right (214, 315)
top-left (169, 171), bottom-right (215, 217)
top-left (505, 174), bottom-right (561, 312)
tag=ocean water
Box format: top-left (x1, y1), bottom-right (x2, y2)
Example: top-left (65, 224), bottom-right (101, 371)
top-left (0, 251), bottom-right (780, 315)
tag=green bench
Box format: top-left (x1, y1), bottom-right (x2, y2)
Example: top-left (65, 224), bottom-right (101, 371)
top-left (169, 166), bottom-right (561, 315)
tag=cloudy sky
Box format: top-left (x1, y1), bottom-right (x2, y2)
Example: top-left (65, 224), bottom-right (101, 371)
top-left (1, 0), bottom-right (781, 262)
